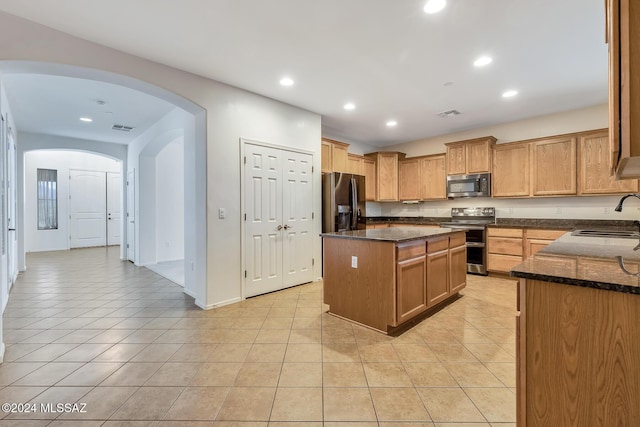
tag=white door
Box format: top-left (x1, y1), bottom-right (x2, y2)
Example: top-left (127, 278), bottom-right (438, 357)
top-left (244, 142), bottom-right (314, 297)
top-left (69, 170), bottom-right (107, 248)
top-left (7, 128), bottom-right (16, 286)
top-left (282, 151), bottom-right (314, 286)
top-left (127, 169), bottom-right (135, 262)
top-left (107, 172), bottom-right (121, 245)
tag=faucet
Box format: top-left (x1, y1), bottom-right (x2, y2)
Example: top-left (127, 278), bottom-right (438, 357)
top-left (614, 194), bottom-right (640, 212)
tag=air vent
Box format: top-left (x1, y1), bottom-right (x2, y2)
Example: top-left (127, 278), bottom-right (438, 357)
top-left (437, 109), bottom-right (461, 118)
top-left (112, 124), bottom-right (135, 132)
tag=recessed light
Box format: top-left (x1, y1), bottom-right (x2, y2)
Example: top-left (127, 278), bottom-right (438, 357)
top-left (343, 103), bottom-right (356, 110)
top-left (386, 120), bottom-right (398, 127)
top-left (79, 117), bottom-right (93, 122)
top-left (502, 90), bottom-right (519, 98)
top-left (424, 0), bottom-right (446, 14)
top-left (474, 56), bottom-right (492, 67)
top-left (279, 77), bottom-right (294, 87)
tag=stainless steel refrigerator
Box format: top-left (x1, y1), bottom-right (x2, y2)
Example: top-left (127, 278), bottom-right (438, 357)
top-left (322, 172), bottom-right (366, 232)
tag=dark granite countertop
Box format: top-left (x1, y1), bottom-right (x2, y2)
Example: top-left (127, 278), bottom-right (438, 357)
top-left (511, 232), bottom-right (640, 294)
top-left (321, 227), bottom-right (463, 243)
top-left (492, 218), bottom-right (636, 229)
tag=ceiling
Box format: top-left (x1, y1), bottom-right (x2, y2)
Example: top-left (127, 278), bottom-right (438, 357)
top-left (0, 0), bottom-right (608, 147)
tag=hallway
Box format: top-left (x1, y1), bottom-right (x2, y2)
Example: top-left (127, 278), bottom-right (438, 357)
top-left (1, 247), bottom-right (517, 425)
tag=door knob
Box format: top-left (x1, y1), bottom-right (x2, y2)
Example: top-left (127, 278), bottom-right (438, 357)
top-left (283, 224), bottom-right (292, 230)
top-left (276, 225), bottom-right (283, 230)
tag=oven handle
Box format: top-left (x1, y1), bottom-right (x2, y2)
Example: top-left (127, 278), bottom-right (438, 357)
top-left (441, 225), bottom-right (487, 230)
top-left (466, 242), bottom-right (485, 248)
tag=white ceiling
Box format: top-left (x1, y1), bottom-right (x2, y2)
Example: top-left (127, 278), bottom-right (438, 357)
top-left (0, 0), bottom-right (608, 147)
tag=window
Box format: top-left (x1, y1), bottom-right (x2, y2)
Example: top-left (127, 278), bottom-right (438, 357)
top-left (37, 168), bottom-right (58, 230)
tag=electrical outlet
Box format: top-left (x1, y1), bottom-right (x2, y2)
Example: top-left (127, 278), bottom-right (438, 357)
top-left (508, 207), bottom-right (514, 215)
top-left (218, 208), bottom-right (225, 219)
top-left (555, 207), bottom-right (562, 215)
top-left (604, 207), bottom-right (611, 214)
top-left (351, 256), bottom-right (358, 268)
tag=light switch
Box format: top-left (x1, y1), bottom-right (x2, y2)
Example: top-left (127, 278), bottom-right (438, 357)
top-left (351, 256), bottom-right (358, 268)
top-left (218, 208), bottom-right (225, 219)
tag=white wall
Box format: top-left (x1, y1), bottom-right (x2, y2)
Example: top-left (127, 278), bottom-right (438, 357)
top-left (367, 104), bottom-right (640, 220)
top-left (156, 137), bottom-right (184, 262)
top-left (24, 150), bottom-right (121, 252)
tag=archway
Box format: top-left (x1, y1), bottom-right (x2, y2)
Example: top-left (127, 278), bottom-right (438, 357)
top-left (2, 61), bottom-right (207, 304)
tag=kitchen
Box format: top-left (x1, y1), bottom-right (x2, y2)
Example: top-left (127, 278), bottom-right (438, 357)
top-left (0, 0), bottom-right (638, 425)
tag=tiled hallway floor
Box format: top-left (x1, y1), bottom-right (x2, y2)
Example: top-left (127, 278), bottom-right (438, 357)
top-left (1, 247), bottom-right (517, 426)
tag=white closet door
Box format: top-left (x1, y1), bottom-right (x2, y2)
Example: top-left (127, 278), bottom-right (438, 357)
top-left (281, 150), bottom-right (314, 286)
top-left (244, 144), bottom-right (283, 297)
top-left (69, 170), bottom-right (106, 248)
top-left (106, 172), bottom-right (121, 245)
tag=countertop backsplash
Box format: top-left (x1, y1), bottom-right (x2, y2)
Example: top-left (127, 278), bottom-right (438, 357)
top-left (367, 194), bottom-right (640, 221)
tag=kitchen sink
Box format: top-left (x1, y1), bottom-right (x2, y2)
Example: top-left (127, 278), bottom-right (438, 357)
top-left (571, 229), bottom-right (640, 239)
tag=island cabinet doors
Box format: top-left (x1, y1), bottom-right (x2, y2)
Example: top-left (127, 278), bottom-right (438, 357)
top-left (243, 142), bottom-right (314, 297)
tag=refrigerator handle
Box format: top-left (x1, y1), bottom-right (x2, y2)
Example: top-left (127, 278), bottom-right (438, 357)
top-left (350, 177), bottom-right (358, 229)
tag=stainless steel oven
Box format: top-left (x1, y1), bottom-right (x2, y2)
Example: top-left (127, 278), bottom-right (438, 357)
top-left (440, 207), bottom-right (495, 275)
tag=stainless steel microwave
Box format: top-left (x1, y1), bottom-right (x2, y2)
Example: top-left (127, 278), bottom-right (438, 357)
top-left (446, 173), bottom-right (491, 198)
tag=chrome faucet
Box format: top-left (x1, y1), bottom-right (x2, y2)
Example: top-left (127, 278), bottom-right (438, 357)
top-left (614, 193), bottom-right (640, 212)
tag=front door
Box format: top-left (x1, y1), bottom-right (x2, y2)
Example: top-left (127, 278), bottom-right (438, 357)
top-left (69, 170), bottom-right (107, 248)
top-left (107, 172), bottom-right (121, 245)
top-left (244, 142), bottom-right (314, 297)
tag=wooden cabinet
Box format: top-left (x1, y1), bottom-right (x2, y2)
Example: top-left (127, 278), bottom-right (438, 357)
top-left (448, 233), bottom-right (467, 294)
top-left (363, 158), bottom-right (376, 201)
top-left (445, 136), bottom-right (496, 175)
top-left (421, 154), bottom-right (447, 200)
top-left (321, 138), bottom-right (349, 173)
top-left (426, 241), bottom-right (449, 308)
top-left (531, 136), bottom-right (577, 196)
top-left (347, 153), bottom-right (364, 175)
top-left (493, 143), bottom-right (530, 197)
top-left (487, 227), bottom-right (524, 273)
top-left (322, 231), bottom-right (467, 333)
top-left (365, 152), bottom-right (405, 201)
top-left (398, 154), bottom-right (447, 201)
top-left (398, 158), bottom-right (421, 200)
top-left (396, 241), bottom-right (428, 324)
top-left (523, 228), bottom-right (568, 258)
top-left (607, 0), bottom-right (640, 179)
top-left (517, 277), bottom-right (640, 426)
top-left (578, 129), bottom-right (638, 194)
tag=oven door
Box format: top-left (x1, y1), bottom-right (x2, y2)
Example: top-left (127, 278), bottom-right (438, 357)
top-left (440, 224), bottom-right (488, 275)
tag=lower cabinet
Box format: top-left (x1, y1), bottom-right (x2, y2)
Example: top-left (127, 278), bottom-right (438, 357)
top-left (426, 239), bottom-right (450, 307)
top-left (396, 241), bottom-right (428, 324)
top-left (488, 227), bottom-right (568, 273)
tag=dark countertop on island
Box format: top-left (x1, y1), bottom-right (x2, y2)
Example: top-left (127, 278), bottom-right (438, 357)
top-left (511, 232), bottom-right (640, 294)
top-left (365, 216), bottom-right (448, 225)
top-left (321, 227), bottom-right (463, 243)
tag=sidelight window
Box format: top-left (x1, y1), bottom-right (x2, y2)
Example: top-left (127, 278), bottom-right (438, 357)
top-left (37, 168), bottom-right (58, 230)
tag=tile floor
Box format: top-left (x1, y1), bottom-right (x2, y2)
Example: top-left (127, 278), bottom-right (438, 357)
top-left (144, 260), bottom-right (185, 288)
top-left (1, 246), bottom-right (518, 426)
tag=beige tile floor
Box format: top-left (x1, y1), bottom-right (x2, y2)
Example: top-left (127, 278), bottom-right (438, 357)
top-left (1, 246), bottom-right (518, 426)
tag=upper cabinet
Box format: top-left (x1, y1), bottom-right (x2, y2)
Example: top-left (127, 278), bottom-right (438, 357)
top-left (578, 129), bottom-right (638, 194)
top-left (493, 142), bottom-right (530, 197)
top-left (365, 152), bottom-right (405, 201)
top-left (321, 138), bottom-right (349, 173)
top-left (347, 153), bottom-right (364, 175)
top-left (531, 136), bottom-right (577, 196)
top-left (364, 158), bottom-right (376, 201)
top-left (397, 153), bottom-right (446, 201)
top-left (607, 0), bottom-right (640, 179)
top-left (445, 136), bottom-right (496, 175)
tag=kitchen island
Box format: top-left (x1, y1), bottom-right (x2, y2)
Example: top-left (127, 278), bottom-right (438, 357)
top-left (321, 227), bottom-right (466, 333)
top-left (511, 232), bottom-right (640, 426)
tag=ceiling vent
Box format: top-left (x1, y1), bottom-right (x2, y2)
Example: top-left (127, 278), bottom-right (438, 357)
top-left (437, 109), bottom-right (461, 118)
top-left (112, 124), bottom-right (135, 132)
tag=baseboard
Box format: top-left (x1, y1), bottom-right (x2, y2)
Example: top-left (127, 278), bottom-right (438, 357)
top-left (196, 297), bottom-right (242, 310)
top-left (0, 342), bottom-right (5, 364)
top-left (183, 288), bottom-right (196, 299)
